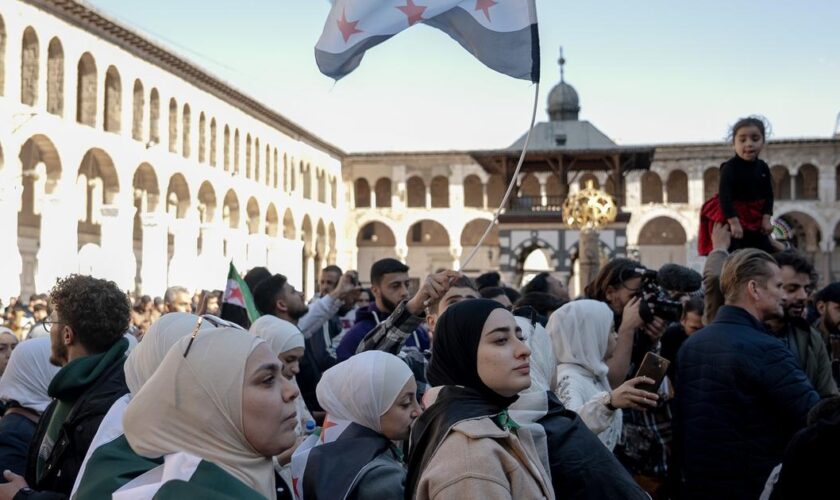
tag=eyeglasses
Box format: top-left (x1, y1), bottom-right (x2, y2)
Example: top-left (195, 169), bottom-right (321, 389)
top-left (181, 314), bottom-right (245, 358)
top-left (41, 318), bottom-right (60, 329)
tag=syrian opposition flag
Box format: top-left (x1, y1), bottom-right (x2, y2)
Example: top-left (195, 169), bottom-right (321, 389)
top-left (315, 0), bottom-right (540, 83)
top-left (220, 262), bottom-right (261, 329)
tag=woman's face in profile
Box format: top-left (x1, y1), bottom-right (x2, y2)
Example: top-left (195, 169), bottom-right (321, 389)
top-left (476, 308), bottom-right (532, 397)
top-left (242, 344), bottom-right (300, 456)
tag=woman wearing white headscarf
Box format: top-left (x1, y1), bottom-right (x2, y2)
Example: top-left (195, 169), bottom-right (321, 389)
top-left (547, 300), bottom-right (658, 451)
top-left (76, 327), bottom-right (299, 499)
top-left (71, 313), bottom-right (216, 497)
top-left (291, 351), bottom-right (420, 500)
top-left (250, 315), bottom-right (309, 431)
top-left (0, 338), bottom-right (59, 476)
top-left (509, 313), bottom-right (649, 499)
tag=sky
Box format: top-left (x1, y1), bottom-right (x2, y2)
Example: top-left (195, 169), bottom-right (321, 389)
top-left (86, 1), bottom-right (840, 153)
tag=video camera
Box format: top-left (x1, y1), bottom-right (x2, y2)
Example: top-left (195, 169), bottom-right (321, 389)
top-left (631, 267), bottom-right (684, 324)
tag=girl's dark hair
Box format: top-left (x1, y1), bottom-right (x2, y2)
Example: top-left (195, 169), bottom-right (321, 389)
top-left (584, 258), bottom-right (642, 302)
top-left (728, 115), bottom-right (771, 142)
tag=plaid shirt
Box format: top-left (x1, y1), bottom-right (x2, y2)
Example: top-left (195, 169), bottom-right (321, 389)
top-left (355, 300), bottom-right (430, 397)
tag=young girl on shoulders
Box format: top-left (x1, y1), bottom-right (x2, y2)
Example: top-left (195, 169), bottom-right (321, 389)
top-left (699, 116), bottom-right (775, 255)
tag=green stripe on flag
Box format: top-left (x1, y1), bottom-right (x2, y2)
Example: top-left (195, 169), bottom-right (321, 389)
top-left (227, 262), bottom-right (261, 322)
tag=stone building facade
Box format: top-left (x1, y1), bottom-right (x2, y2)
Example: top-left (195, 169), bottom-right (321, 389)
top-left (2, 0), bottom-right (838, 301)
top-left (0, 0), bottom-right (345, 301)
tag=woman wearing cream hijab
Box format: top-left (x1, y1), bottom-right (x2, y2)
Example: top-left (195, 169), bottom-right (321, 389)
top-left (291, 351), bottom-right (421, 499)
top-left (76, 327), bottom-right (299, 499)
top-left (72, 313), bottom-right (217, 497)
top-left (548, 300), bottom-right (658, 451)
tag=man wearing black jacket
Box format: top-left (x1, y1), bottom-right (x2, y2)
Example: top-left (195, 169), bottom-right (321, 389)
top-left (0, 275), bottom-right (130, 500)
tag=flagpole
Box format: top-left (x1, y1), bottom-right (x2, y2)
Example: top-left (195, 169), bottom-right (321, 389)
top-left (458, 82), bottom-right (540, 272)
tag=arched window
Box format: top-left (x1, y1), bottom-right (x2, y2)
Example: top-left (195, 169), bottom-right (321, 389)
top-left (181, 104), bottom-right (191, 158)
top-left (666, 170), bottom-right (688, 203)
top-left (254, 138), bottom-right (261, 182)
top-left (223, 125), bottom-right (230, 171)
top-left (303, 163), bottom-right (312, 199)
top-left (149, 88), bottom-right (160, 144)
top-left (354, 178), bottom-right (371, 208)
top-left (265, 144), bottom-right (271, 186)
top-left (233, 129), bottom-right (240, 175)
top-left (375, 178), bottom-right (392, 208)
top-left (406, 176), bottom-right (426, 208)
top-left (46, 37), bottom-right (63, 116)
top-left (641, 172), bottom-right (663, 204)
top-left (76, 53), bottom-right (97, 126)
top-left (245, 134), bottom-right (252, 178)
top-left (132, 80), bottom-right (144, 141)
top-left (579, 173), bottom-right (599, 190)
top-left (198, 112), bottom-right (206, 163)
top-left (331, 178), bottom-right (338, 208)
top-left (20, 27), bottom-right (39, 106)
top-left (703, 167), bottom-right (719, 202)
top-left (273, 149), bottom-right (279, 188)
top-left (168, 98), bottom-right (178, 152)
top-left (770, 165), bottom-right (791, 200)
top-left (0, 17), bottom-right (6, 96)
top-left (795, 164), bottom-right (818, 200)
top-left (463, 175), bottom-right (483, 207)
top-left (431, 176), bottom-right (449, 208)
top-left (318, 171), bottom-right (327, 203)
top-left (209, 118), bottom-right (217, 167)
top-left (103, 66), bottom-right (121, 133)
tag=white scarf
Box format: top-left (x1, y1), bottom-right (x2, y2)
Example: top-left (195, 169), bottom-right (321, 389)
top-left (0, 337), bottom-right (59, 414)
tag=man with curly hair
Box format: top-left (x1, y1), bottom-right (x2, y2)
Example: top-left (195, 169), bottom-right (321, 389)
top-left (0, 275), bottom-right (131, 500)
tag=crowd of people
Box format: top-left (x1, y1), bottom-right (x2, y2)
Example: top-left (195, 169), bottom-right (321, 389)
top-left (0, 242), bottom-right (836, 499)
top-left (0, 116), bottom-right (837, 499)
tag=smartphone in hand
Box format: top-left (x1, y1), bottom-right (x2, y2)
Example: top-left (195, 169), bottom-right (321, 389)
top-left (635, 352), bottom-right (670, 394)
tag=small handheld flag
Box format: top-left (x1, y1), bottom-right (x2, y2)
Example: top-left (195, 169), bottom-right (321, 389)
top-left (220, 262), bottom-right (261, 328)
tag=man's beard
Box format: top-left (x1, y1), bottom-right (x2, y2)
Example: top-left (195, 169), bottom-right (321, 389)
top-left (50, 342), bottom-right (68, 367)
top-left (380, 296), bottom-right (398, 314)
top-left (784, 301), bottom-right (805, 321)
top-left (289, 305), bottom-right (309, 321)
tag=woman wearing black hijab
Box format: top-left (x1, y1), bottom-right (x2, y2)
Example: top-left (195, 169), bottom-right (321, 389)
top-left (405, 299), bottom-right (554, 500)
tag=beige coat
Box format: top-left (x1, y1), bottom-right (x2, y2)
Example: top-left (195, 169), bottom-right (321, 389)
top-left (414, 417), bottom-right (555, 500)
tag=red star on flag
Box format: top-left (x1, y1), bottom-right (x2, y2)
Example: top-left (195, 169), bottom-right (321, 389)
top-left (292, 477), bottom-right (299, 494)
top-left (397, 0), bottom-right (427, 27)
top-left (475, 0), bottom-right (498, 22)
top-left (337, 8), bottom-right (363, 42)
top-left (226, 283), bottom-right (244, 305)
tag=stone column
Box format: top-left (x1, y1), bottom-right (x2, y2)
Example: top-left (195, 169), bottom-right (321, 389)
top-left (0, 183), bottom-right (23, 301)
top-left (425, 186), bottom-right (431, 209)
top-left (226, 228), bottom-right (249, 272)
top-left (139, 212), bottom-right (169, 297)
top-left (578, 228), bottom-right (601, 293)
top-left (168, 210), bottom-right (200, 290)
top-left (396, 245), bottom-right (409, 264)
top-left (36, 193), bottom-right (79, 293)
top-left (304, 249), bottom-right (316, 300)
top-left (99, 203), bottom-right (137, 290)
top-left (196, 222), bottom-right (227, 291)
top-left (246, 233), bottom-right (269, 271)
top-left (450, 246), bottom-right (463, 271)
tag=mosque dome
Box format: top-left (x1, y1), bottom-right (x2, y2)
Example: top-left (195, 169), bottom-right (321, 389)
top-left (547, 49), bottom-right (580, 122)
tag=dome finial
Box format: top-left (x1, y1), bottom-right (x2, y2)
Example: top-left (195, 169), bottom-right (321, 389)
top-left (558, 46), bottom-right (566, 83)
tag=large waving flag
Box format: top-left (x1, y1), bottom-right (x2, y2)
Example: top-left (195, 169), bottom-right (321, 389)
top-left (315, 0), bottom-right (540, 82)
top-left (220, 262), bottom-right (261, 329)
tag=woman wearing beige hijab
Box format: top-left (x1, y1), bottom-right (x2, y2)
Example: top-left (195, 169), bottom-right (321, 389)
top-left (75, 326), bottom-right (299, 499)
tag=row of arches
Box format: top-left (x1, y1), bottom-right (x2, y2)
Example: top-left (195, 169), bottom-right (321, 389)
top-left (4, 19), bottom-right (338, 208)
top-left (353, 172), bottom-right (617, 210)
top-left (356, 218), bottom-right (499, 248)
top-left (643, 164), bottom-right (832, 205)
top-left (8, 133), bottom-right (339, 296)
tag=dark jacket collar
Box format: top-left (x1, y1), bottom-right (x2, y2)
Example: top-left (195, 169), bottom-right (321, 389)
top-left (714, 305), bottom-right (769, 333)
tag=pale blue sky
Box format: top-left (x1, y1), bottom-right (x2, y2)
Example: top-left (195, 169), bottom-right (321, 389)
top-left (87, 1), bottom-right (840, 152)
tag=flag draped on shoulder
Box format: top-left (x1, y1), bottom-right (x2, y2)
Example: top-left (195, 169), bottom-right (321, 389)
top-left (315, 0), bottom-right (540, 82)
top-left (220, 262), bottom-right (261, 329)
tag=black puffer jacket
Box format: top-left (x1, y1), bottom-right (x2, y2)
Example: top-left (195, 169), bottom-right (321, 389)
top-left (18, 355), bottom-right (128, 500)
top-left (675, 306), bottom-right (820, 500)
